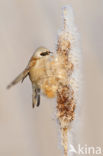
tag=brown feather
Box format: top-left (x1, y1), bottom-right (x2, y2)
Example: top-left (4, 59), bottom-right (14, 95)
top-left (7, 68), bottom-right (29, 89)
top-left (7, 56), bottom-right (38, 89)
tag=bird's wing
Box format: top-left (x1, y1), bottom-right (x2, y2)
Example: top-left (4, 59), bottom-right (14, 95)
top-left (7, 56), bottom-right (37, 89)
top-left (7, 68), bottom-right (30, 89)
top-left (32, 85), bottom-right (40, 108)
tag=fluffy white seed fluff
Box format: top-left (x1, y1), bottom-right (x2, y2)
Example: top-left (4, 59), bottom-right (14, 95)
top-left (58, 5), bottom-right (81, 156)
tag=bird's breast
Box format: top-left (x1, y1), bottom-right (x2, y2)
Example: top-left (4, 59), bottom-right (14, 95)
top-left (29, 55), bottom-right (68, 98)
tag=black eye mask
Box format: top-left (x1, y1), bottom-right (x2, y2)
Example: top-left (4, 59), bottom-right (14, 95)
top-left (40, 51), bottom-right (50, 56)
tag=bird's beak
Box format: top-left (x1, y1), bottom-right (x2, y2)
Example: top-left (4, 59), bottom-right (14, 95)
top-left (49, 51), bottom-right (53, 55)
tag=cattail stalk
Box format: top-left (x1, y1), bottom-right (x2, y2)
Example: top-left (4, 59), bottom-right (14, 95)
top-left (56, 6), bottom-right (81, 156)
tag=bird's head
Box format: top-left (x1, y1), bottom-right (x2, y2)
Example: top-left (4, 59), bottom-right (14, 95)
top-left (33, 47), bottom-right (53, 59)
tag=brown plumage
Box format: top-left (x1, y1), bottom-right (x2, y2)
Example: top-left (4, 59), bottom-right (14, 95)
top-left (7, 46), bottom-right (68, 108)
top-left (7, 47), bottom-right (52, 108)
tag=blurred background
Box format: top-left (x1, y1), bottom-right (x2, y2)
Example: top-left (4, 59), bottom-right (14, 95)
top-left (0, 0), bottom-right (103, 156)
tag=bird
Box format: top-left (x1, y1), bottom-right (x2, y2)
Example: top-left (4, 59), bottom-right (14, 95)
top-left (7, 46), bottom-right (67, 108)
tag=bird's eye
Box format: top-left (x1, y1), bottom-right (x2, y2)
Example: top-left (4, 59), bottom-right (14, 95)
top-left (40, 51), bottom-right (50, 56)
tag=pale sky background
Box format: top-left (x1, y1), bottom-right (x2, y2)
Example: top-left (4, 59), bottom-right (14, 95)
top-left (0, 0), bottom-right (103, 156)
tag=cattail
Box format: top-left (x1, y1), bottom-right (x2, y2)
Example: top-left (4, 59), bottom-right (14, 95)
top-left (56, 6), bottom-right (81, 156)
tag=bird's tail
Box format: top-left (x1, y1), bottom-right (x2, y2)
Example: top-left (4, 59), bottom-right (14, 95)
top-left (32, 85), bottom-right (40, 108)
top-left (7, 68), bottom-right (29, 89)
